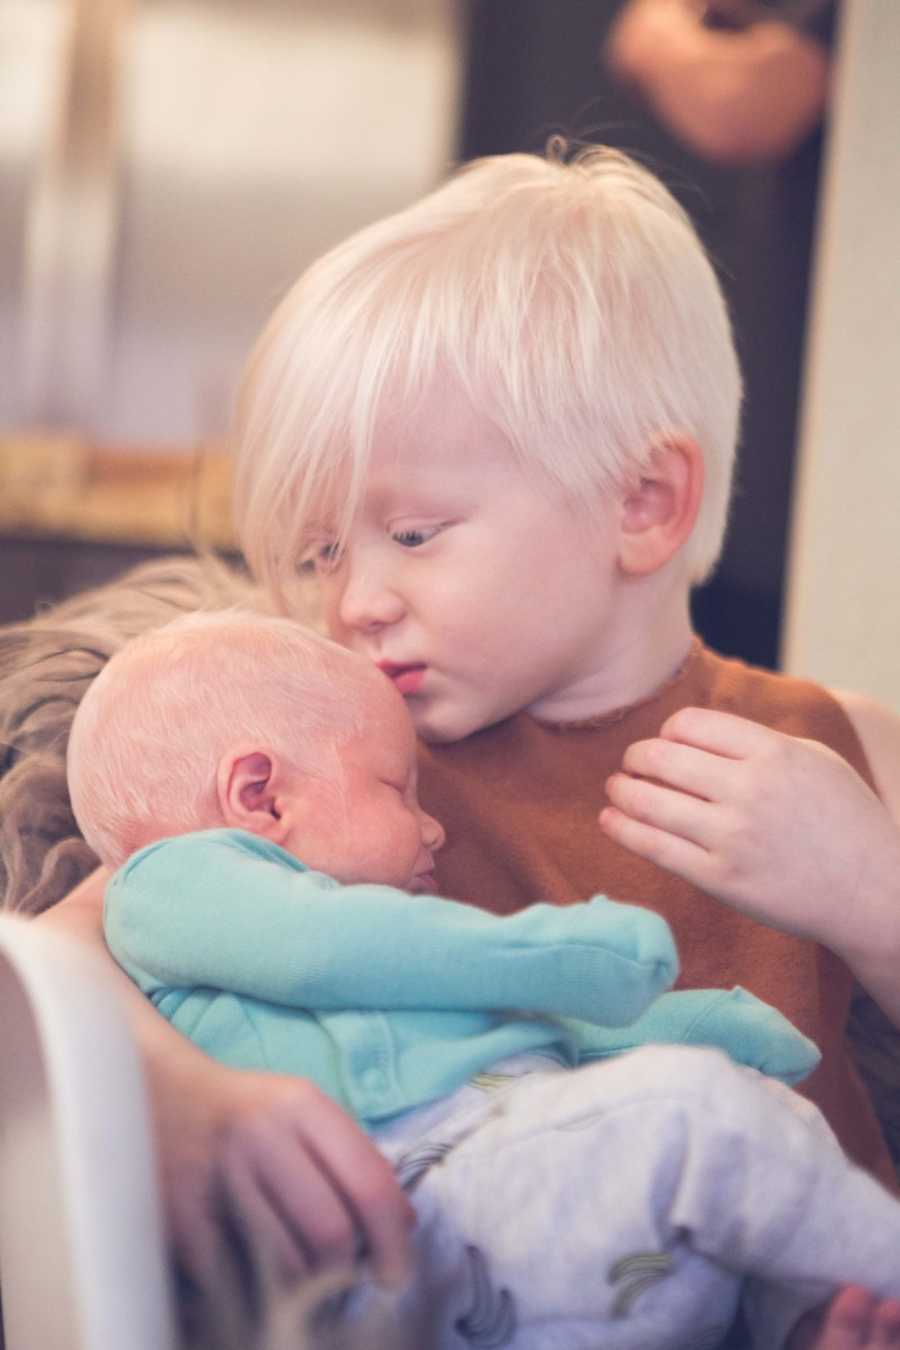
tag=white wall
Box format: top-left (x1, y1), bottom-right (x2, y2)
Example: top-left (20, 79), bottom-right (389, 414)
top-left (782, 0), bottom-right (900, 714)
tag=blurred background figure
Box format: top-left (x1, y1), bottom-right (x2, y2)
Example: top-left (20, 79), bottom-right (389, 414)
top-left (461, 0), bottom-right (838, 668)
top-left (605, 0), bottom-right (837, 668)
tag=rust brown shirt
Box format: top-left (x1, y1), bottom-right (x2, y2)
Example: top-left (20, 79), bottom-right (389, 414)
top-left (420, 640), bottom-right (896, 1189)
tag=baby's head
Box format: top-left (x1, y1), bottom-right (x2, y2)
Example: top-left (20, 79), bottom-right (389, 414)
top-left (67, 611), bottom-right (443, 887)
top-left (235, 144), bottom-right (740, 601)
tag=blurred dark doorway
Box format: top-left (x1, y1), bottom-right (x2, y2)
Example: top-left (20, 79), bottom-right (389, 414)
top-left (459, 0), bottom-right (832, 672)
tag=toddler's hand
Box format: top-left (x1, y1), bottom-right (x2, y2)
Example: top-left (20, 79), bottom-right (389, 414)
top-left (599, 707), bottom-right (900, 962)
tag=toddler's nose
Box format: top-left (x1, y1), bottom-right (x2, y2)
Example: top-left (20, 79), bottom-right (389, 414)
top-left (334, 561), bottom-right (405, 635)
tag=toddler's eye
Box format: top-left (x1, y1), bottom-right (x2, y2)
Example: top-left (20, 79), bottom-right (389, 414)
top-left (391, 524), bottom-right (441, 549)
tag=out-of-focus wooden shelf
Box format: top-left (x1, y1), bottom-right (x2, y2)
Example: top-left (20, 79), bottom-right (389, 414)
top-left (0, 435), bottom-right (236, 551)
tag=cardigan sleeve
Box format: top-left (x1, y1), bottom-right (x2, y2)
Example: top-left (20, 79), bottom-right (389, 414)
top-left (105, 830), bottom-right (678, 1026)
top-left (565, 986), bottom-right (821, 1085)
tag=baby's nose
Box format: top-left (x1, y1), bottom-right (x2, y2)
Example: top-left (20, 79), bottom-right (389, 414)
top-left (422, 812), bottom-right (446, 852)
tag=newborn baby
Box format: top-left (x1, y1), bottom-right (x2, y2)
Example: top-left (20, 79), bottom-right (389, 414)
top-left (67, 610), bottom-right (900, 1349)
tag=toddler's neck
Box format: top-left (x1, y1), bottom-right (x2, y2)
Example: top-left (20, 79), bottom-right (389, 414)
top-left (528, 589), bottom-right (696, 726)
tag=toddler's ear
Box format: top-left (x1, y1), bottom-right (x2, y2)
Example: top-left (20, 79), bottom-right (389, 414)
top-left (617, 437), bottom-right (703, 577)
top-left (217, 745), bottom-right (290, 842)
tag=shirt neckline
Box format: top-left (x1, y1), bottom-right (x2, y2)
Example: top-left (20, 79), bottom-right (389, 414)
top-left (531, 637), bottom-right (703, 733)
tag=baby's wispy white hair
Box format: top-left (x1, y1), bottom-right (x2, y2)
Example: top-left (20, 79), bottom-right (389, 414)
top-left (67, 610), bottom-right (375, 868)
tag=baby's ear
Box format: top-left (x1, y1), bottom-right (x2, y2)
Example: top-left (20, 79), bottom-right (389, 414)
top-left (617, 437), bottom-right (704, 577)
top-left (217, 745), bottom-right (288, 841)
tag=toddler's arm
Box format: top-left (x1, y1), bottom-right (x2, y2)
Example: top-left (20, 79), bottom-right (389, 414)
top-left (600, 705), bottom-right (900, 1027)
top-left (35, 871), bottom-right (414, 1291)
top-left (107, 830), bottom-right (678, 1026)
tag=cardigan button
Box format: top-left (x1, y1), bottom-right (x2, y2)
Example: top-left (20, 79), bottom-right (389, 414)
top-left (360, 1067), bottom-right (386, 1096)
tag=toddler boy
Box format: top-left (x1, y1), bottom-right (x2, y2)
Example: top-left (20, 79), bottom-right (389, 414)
top-left (232, 143), bottom-right (900, 1201)
top-left (68, 610), bottom-right (900, 1350)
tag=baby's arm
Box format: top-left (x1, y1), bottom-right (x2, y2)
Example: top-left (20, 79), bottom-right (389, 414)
top-left (36, 871), bottom-right (414, 1291)
top-left (600, 705), bottom-right (900, 1027)
top-left (107, 831), bottom-right (678, 1026)
top-left (569, 984), bottom-right (820, 1085)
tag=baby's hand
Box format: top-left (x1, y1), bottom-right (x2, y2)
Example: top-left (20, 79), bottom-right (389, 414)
top-left (599, 707), bottom-right (900, 962)
top-left (788, 1286), bottom-right (900, 1349)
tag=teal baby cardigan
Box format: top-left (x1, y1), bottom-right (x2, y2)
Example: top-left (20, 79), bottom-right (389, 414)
top-left (105, 829), bottom-right (820, 1131)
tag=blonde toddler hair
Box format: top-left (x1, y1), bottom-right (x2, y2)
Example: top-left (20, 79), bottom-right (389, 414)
top-left (234, 143), bottom-right (742, 606)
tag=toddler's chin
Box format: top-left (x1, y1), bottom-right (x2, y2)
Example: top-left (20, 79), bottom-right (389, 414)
top-left (410, 701), bottom-right (501, 746)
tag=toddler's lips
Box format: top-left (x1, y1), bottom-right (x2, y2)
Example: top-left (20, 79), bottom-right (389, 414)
top-left (378, 662), bottom-right (427, 696)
